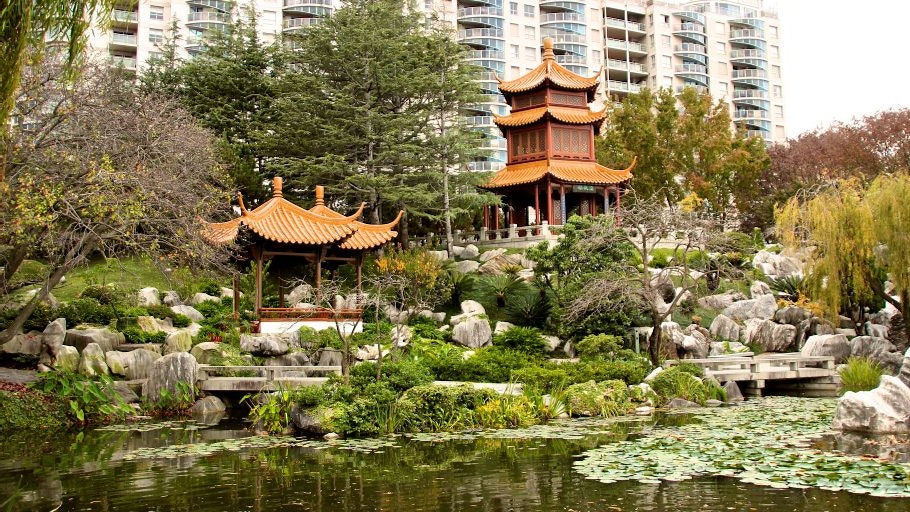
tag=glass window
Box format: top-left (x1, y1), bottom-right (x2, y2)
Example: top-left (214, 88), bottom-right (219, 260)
top-left (770, 25), bottom-right (778, 38)
top-left (718, 82), bottom-right (728, 95)
top-left (770, 45), bottom-right (779, 58)
top-left (523, 4), bottom-right (534, 17)
top-left (510, 66), bottom-right (520, 77)
top-left (775, 125), bottom-right (785, 139)
top-left (260, 10), bottom-right (276, 32)
top-left (148, 28), bottom-right (163, 43)
top-left (591, 49), bottom-right (601, 63)
top-left (661, 35), bottom-right (670, 47)
top-left (774, 105), bottom-right (784, 117)
top-left (661, 55), bottom-right (671, 70)
top-left (773, 85), bottom-right (782, 98)
top-left (149, 5), bottom-right (164, 20)
top-left (524, 25), bottom-right (535, 39)
top-left (772, 65), bottom-right (781, 78)
top-left (509, 2), bottom-right (518, 15)
top-left (715, 21), bottom-right (725, 34)
top-left (662, 76), bottom-right (673, 88)
top-left (525, 46), bottom-right (537, 61)
top-left (510, 44), bottom-right (519, 59)
top-left (662, 15), bottom-right (669, 24)
top-left (716, 41), bottom-right (726, 53)
top-left (510, 23), bottom-right (519, 37)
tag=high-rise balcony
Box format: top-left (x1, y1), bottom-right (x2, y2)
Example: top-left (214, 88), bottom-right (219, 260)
top-left (467, 50), bottom-right (505, 61)
top-left (607, 38), bottom-right (646, 53)
top-left (110, 32), bottom-right (137, 47)
top-left (187, 11), bottom-right (231, 28)
top-left (111, 9), bottom-right (138, 24)
top-left (673, 23), bottom-right (705, 34)
top-left (458, 28), bottom-right (503, 39)
top-left (541, 12), bottom-right (584, 24)
top-left (735, 109), bottom-right (770, 120)
top-left (730, 29), bottom-right (765, 39)
top-left (477, 93), bottom-right (507, 104)
top-left (732, 68), bottom-right (767, 79)
top-left (283, 17), bottom-right (322, 31)
top-left (457, 7), bottom-right (503, 19)
top-left (674, 43), bottom-right (707, 54)
top-left (469, 160), bottom-right (505, 172)
top-left (282, 0), bottom-right (332, 16)
top-left (730, 49), bottom-right (766, 59)
top-left (466, 116), bottom-right (496, 127)
top-left (676, 84), bottom-right (709, 94)
top-left (676, 64), bottom-right (708, 74)
top-left (674, 10), bottom-right (706, 25)
top-left (744, 129), bottom-right (769, 139)
top-left (188, 0), bottom-right (232, 12)
top-left (284, 0), bottom-right (332, 7)
top-left (607, 59), bottom-right (646, 74)
top-left (733, 89), bottom-right (769, 99)
top-left (556, 54), bottom-right (586, 65)
top-left (110, 55), bottom-right (137, 70)
top-left (539, 0), bottom-right (585, 13)
top-left (605, 17), bottom-right (646, 32)
top-left (544, 32), bottom-right (585, 44)
top-left (607, 80), bottom-right (642, 93)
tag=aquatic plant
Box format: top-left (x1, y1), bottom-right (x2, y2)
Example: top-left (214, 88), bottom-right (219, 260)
top-left (839, 357), bottom-right (883, 393)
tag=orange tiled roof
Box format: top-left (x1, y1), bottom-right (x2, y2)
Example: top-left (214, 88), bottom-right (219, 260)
top-left (497, 38), bottom-right (600, 98)
top-left (202, 179), bottom-right (400, 250)
top-left (494, 105), bottom-right (607, 128)
top-left (482, 158), bottom-right (635, 189)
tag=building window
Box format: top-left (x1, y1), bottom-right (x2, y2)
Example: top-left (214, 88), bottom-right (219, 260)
top-left (591, 49), bottom-right (601, 63)
top-left (716, 41), bottom-right (726, 53)
top-left (260, 10), bottom-right (276, 33)
top-left (524, 25), bottom-right (535, 40)
top-left (149, 5), bottom-right (164, 20)
top-left (509, 2), bottom-right (518, 15)
top-left (717, 62), bottom-right (727, 75)
top-left (524, 46), bottom-right (536, 61)
top-left (149, 28), bottom-right (163, 43)
top-left (774, 105), bottom-right (784, 117)
top-left (510, 66), bottom-right (520, 77)
top-left (773, 85), bottom-right (782, 98)
top-left (718, 82), bottom-right (728, 95)
top-left (662, 76), bottom-right (673, 88)
top-left (772, 65), bottom-right (781, 78)
top-left (769, 25), bottom-right (778, 38)
top-left (510, 23), bottom-right (519, 37)
top-left (715, 21), bottom-right (725, 34)
top-left (650, 55), bottom-right (656, 68)
top-left (661, 55), bottom-right (671, 70)
top-left (661, 35), bottom-right (670, 48)
top-left (662, 15), bottom-right (669, 24)
top-left (770, 45), bottom-right (779, 58)
top-left (775, 125), bottom-right (785, 139)
top-left (510, 44), bottom-right (519, 59)
top-left (523, 4), bottom-right (534, 17)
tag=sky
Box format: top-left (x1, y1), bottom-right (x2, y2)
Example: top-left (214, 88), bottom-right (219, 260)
top-left (770, 0), bottom-right (910, 137)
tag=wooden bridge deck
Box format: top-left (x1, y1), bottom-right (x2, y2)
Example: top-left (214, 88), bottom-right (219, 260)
top-left (665, 353), bottom-right (840, 397)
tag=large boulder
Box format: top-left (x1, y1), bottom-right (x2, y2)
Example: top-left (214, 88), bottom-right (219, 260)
top-left (886, 313), bottom-right (909, 354)
top-left (775, 305), bottom-right (812, 326)
top-left (317, 349), bottom-right (343, 367)
top-left (752, 250), bottom-right (803, 279)
top-left (77, 342), bottom-right (109, 377)
top-left (106, 348), bottom-right (161, 380)
top-left (265, 352), bottom-right (310, 366)
top-left (850, 336), bottom-right (904, 374)
top-left (142, 352), bottom-right (198, 404)
top-left (428, 250), bottom-right (448, 262)
top-left (709, 314), bottom-right (740, 342)
top-left (2, 331), bottom-right (42, 355)
top-left (864, 321), bottom-right (889, 339)
top-left (452, 317), bottom-right (492, 349)
top-left (136, 315), bottom-right (162, 333)
top-left (833, 376), bottom-right (910, 433)
top-left (190, 342), bottom-right (226, 365)
top-left (458, 244), bottom-right (480, 260)
top-left (137, 287), bottom-right (160, 307)
top-left (161, 290), bottom-right (182, 306)
top-left (390, 325), bottom-right (411, 347)
top-left (795, 317), bottom-right (836, 349)
top-left (478, 253), bottom-right (523, 275)
top-left (660, 321), bottom-right (685, 347)
top-left (744, 318), bottom-right (796, 352)
top-left (286, 284), bottom-right (314, 306)
top-left (163, 331), bottom-right (193, 355)
top-left (170, 305), bottom-right (204, 323)
top-left (697, 290), bottom-right (746, 310)
top-left (722, 294), bottom-right (778, 323)
top-left (454, 260), bottom-right (480, 274)
top-left (679, 331), bottom-right (709, 359)
top-left (356, 344), bottom-right (381, 361)
top-left (240, 333), bottom-right (295, 357)
top-left (479, 248), bottom-right (506, 262)
top-left (749, 281), bottom-right (772, 298)
top-left (709, 340), bottom-right (751, 356)
top-left (190, 395), bottom-right (226, 416)
top-left (450, 300), bottom-right (486, 325)
top-left (802, 334), bottom-right (852, 363)
top-left (493, 321), bottom-right (515, 335)
top-left (724, 381), bottom-right (744, 403)
top-left (190, 292), bottom-right (220, 306)
top-left (64, 327), bottom-right (125, 353)
top-left (51, 345), bottom-right (80, 372)
top-left (39, 318), bottom-right (67, 367)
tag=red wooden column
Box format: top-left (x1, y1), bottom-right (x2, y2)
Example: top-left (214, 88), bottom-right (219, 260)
top-left (546, 177), bottom-right (553, 224)
top-left (534, 182), bottom-right (540, 228)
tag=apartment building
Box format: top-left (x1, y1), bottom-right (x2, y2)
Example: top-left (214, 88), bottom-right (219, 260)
top-left (88, 0), bottom-right (785, 171)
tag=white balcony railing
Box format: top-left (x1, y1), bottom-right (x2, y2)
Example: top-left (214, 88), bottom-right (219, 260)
top-left (732, 68), bottom-right (767, 79)
top-left (674, 43), bottom-right (707, 53)
top-left (605, 17), bottom-right (646, 31)
top-left (730, 48), bottom-right (766, 59)
top-left (458, 28), bottom-right (503, 39)
top-left (188, 11), bottom-right (230, 23)
top-left (541, 12), bottom-right (584, 23)
top-left (283, 17), bottom-right (322, 29)
top-left (111, 33), bottom-right (137, 45)
top-left (457, 7), bottom-right (503, 18)
top-left (112, 9), bottom-right (138, 22)
top-left (676, 64), bottom-right (708, 73)
top-left (733, 89), bottom-right (769, 99)
top-left (730, 29), bottom-right (765, 39)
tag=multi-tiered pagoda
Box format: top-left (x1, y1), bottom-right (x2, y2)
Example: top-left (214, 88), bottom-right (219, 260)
top-left (481, 37), bottom-right (634, 230)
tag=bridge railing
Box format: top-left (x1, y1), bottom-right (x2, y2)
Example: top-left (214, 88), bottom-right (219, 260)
top-left (197, 364), bottom-right (342, 382)
top-left (664, 354), bottom-right (836, 382)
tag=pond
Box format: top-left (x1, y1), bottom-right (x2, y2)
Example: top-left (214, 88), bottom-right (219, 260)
top-left (2, 397), bottom-right (909, 511)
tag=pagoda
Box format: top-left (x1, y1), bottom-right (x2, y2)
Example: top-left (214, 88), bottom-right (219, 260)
top-left (203, 177), bottom-right (402, 325)
top-left (480, 37), bottom-right (634, 230)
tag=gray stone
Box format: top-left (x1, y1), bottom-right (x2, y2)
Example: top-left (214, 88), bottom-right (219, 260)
top-left (886, 313), bottom-right (908, 354)
top-left (459, 244), bottom-right (480, 260)
top-left (899, 347), bottom-right (910, 388)
top-left (493, 321), bottom-right (515, 335)
top-left (428, 250), bottom-right (448, 262)
top-left (64, 327), bottom-right (126, 352)
top-left (709, 314), bottom-right (740, 342)
top-left (865, 322), bottom-right (889, 339)
top-left (161, 290), bottom-right (182, 306)
top-left (836, 328), bottom-right (857, 338)
top-left (724, 381), bottom-right (744, 402)
top-left (106, 348), bottom-right (161, 380)
top-left (802, 334), bottom-right (852, 363)
top-left (680, 331), bottom-right (709, 359)
top-left (697, 290), bottom-right (747, 310)
top-left (833, 376), bottom-right (910, 433)
top-left (220, 287), bottom-right (240, 299)
top-left (317, 348), bottom-right (343, 367)
top-left (450, 300), bottom-right (486, 326)
top-left (775, 305), bottom-right (812, 326)
top-left (417, 309), bottom-right (446, 324)
top-left (451, 245), bottom-right (465, 258)
top-left (706, 399), bottom-right (723, 407)
top-left (264, 352), bottom-right (310, 366)
top-left (53, 345), bottom-right (80, 372)
top-left (454, 260), bottom-right (480, 274)
top-left (744, 318), bottom-right (796, 352)
top-left (291, 404), bottom-right (334, 435)
top-left (749, 281), bottom-right (772, 298)
top-left (190, 396), bottom-right (226, 416)
top-left (752, 250), bottom-right (804, 279)
top-left (78, 343), bottom-right (109, 377)
top-left (170, 305), bottom-right (204, 323)
top-left (850, 336), bottom-right (903, 374)
top-left (190, 342), bottom-right (225, 364)
top-left (478, 253), bottom-right (523, 275)
top-left (137, 287), bottom-right (160, 307)
top-left (666, 398), bottom-right (700, 409)
top-left (543, 335), bottom-right (561, 352)
top-left (163, 331), bottom-right (193, 355)
top-left (111, 381), bottom-right (139, 404)
top-left (722, 294), bottom-right (778, 322)
top-left (190, 292), bottom-right (220, 306)
top-left (136, 316), bottom-right (162, 333)
top-left (40, 318), bottom-right (67, 367)
top-left (391, 325), bottom-right (411, 347)
top-left (142, 352), bottom-right (197, 404)
top-left (709, 340), bottom-right (751, 356)
top-left (563, 340), bottom-right (576, 358)
top-left (644, 367), bottom-right (663, 382)
top-left (795, 317), bottom-right (836, 349)
top-left (479, 248), bottom-right (506, 262)
top-left (661, 321), bottom-right (686, 348)
top-left (356, 344), bottom-right (381, 361)
top-left (287, 284), bottom-right (315, 306)
top-left (240, 333), bottom-right (295, 356)
top-left (452, 317), bottom-right (492, 348)
top-left (2, 331), bottom-right (42, 355)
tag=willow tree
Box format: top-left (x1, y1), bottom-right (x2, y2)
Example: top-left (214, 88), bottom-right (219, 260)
top-left (776, 174), bottom-right (910, 338)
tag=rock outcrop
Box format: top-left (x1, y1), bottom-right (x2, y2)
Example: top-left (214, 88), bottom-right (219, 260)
top-left (142, 352), bottom-right (197, 403)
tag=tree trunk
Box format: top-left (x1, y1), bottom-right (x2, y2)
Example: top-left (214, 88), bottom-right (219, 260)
top-left (647, 315), bottom-right (663, 366)
top-left (0, 244), bottom-right (27, 295)
top-left (398, 207), bottom-right (409, 248)
top-left (443, 164), bottom-right (454, 258)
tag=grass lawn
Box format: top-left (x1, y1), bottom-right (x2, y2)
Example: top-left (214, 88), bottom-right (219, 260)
top-left (52, 257), bottom-right (183, 302)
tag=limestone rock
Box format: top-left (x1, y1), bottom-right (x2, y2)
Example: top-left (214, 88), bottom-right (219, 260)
top-left (479, 248), bottom-right (506, 262)
top-left (666, 398), bottom-right (700, 409)
top-left (836, 328), bottom-right (857, 338)
top-left (721, 294), bottom-right (778, 322)
top-left (190, 342), bottom-right (226, 365)
top-left (709, 314), bottom-right (740, 342)
top-left (478, 253), bottom-right (523, 275)
top-left (697, 290), bottom-right (747, 310)
top-left (452, 317), bottom-right (492, 348)
top-left (899, 347), bottom-right (910, 388)
top-left (240, 333), bottom-right (295, 357)
top-left (317, 349), bottom-right (343, 367)
top-left (391, 325), bottom-right (411, 347)
top-left (775, 305), bottom-right (812, 326)
top-left (749, 281), bottom-right (772, 298)
top-left (53, 345), bottom-right (80, 372)
top-left (64, 327), bottom-right (126, 352)
top-left (170, 305), bottom-right (204, 323)
top-left (709, 340), bottom-right (750, 356)
top-left (137, 287), bottom-right (160, 307)
top-left (850, 336), bottom-right (903, 374)
top-left (428, 250), bottom-right (448, 262)
top-left (136, 316), bottom-right (162, 334)
top-left (865, 322), bottom-right (889, 339)
top-left (40, 318), bottom-right (67, 367)
top-left (417, 310), bottom-right (446, 324)
top-left (163, 331), bottom-right (193, 355)
top-left (679, 331), bottom-right (709, 359)
top-left (111, 381), bottom-right (139, 404)
top-left (543, 335), bottom-right (561, 352)
top-left (644, 367), bottom-right (663, 382)
top-left (356, 344), bottom-right (381, 361)
top-left (451, 245), bottom-right (465, 258)
top-left (795, 317), bottom-right (836, 349)
top-left (459, 244), bottom-right (480, 260)
top-left (752, 250), bottom-right (803, 279)
top-left (563, 340), bottom-right (576, 358)
top-left (291, 405), bottom-right (334, 435)
top-left (78, 342), bottom-right (109, 377)
top-left (190, 292), bottom-right (220, 306)
top-left (802, 334), bottom-right (852, 363)
top-left (287, 284), bottom-right (314, 306)
top-left (161, 290), bottom-right (182, 306)
top-left (744, 318), bottom-right (796, 352)
top-left (493, 321), bottom-right (515, 335)
top-left (450, 300), bottom-right (486, 325)
top-left (454, 260), bottom-right (480, 274)
top-left (724, 381), bottom-right (744, 403)
top-left (661, 321), bottom-right (686, 348)
top-left (142, 352), bottom-right (198, 404)
top-left (190, 396), bottom-right (226, 416)
top-left (220, 287), bottom-right (242, 299)
top-left (264, 352), bottom-right (310, 366)
top-left (833, 376), bottom-right (910, 433)
top-left (886, 313), bottom-right (908, 353)
top-left (106, 348), bottom-right (161, 380)
top-left (2, 331), bottom-right (42, 355)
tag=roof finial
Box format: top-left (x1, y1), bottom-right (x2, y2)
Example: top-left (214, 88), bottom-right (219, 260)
top-left (273, 177), bottom-right (283, 198)
top-left (315, 185), bottom-right (324, 206)
top-left (542, 37), bottom-right (555, 62)
top-left (237, 192), bottom-right (249, 215)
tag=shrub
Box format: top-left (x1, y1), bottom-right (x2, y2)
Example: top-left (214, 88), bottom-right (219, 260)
top-left (447, 270), bottom-right (476, 307)
top-left (410, 319), bottom-right (447, 341)
top-left (146, 304), bottom-right (175, 320)
top-left (120, 306), bottom-right (149, 318)
top-left (198, 280), bottom-right (223, 297)
top-left (492, 326), bottom-right (547, 354)
top-left (461, 347), bottom-right (540, 383)
top-left (474, 274), bottom-right (526, 308)
top-left (650, 366), bottom-right (710, 406)
top-left (121, 326), bottom-right (167, 344)
top-left (409, 339), bottom-right (467, 380)
top-left (0, 387), bottom-right (69, 431)
top-left (172, 314), bottom-right (191, 328)
top-left (79, 285), bottom-right (122, 306)
top-left (399, 384), bottom-right (496, 431)
top-left (839, 357), bottom-right (883, 394)
top-left (504, 287), bottom-right (552, 328)
top-left (575, 334), bottom-right (624, 360)
top-left (29, 371), bottom-right (132, 424)
top-left (472, 394), bottom-right (537, 429)
top-left (565, 379), bottom-right (632, 417)
top-left (56, 298), bottom-right (117, 326)
top-left (349, 359), bottom-right (433, 394)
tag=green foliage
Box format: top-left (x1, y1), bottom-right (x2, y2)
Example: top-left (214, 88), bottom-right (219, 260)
top-left (447, 270), bottom-right (476, 307)
top-left (349, 359), bottom-right (434, 394)
top-left (492, 326), bottom-right (547, 355)
top-left (0, 388), bottom-right (69, 431)
top-left (839, 357), bottom-right (883, 394)
top-left (171, 314), bottom-right (191, 328)
top-left (120, 327), bottom-right (167, 344)
top-left (472, 394), bottom-right (538, 429)
top-left (512, 358), bottom-right (650, 395)
top-left (575, 334), bottom-right (625, 360)
top-left (504, 287), bottom-right (552, 328)
top-left (145, 304), bottom-right (174, 319)
top-left (243, 387), bottom-right (297, 434)
top-left (564, 380), bottom-right (633, 417)
top-left (409, 317), bottom-right (447, 341)
top-left (79, 284), bottom-right (122, 306)
top-left (143, 382), bottom-right (195, 417)
top-left (459, 347), bottom-right (541, 383)
top-left (399, 384), bottom-right (496, 432)
top-left (474, 274), bottom-right (525, 308)
top-left (29, 371), bottom-right (132, 424)
top-left (650, 366), bottom-right (710, 406)
top-left (769, 274), bottom-right (806, 302)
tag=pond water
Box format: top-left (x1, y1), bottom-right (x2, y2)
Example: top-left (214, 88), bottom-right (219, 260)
top-left (2, 397), bottom-right (909, 511)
